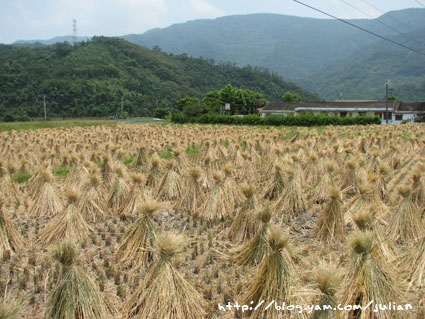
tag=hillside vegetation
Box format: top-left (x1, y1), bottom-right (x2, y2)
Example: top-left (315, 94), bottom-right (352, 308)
top-left (0, 37), bottom-right (318, 120)
top-left (122, 8), bottom-right (425, 101)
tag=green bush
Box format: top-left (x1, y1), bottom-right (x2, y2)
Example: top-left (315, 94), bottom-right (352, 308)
top-left (171, 113), bottom-right (380, 126)
top-left (414, 116), bottom-right (425, 123)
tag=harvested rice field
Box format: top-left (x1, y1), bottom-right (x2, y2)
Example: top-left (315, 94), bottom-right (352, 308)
top-left (0, 123), bottom-right (424, 319)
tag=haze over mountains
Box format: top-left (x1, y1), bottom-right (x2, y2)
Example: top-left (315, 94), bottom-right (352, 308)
top-left (11, 8), bottom-right (425, 101)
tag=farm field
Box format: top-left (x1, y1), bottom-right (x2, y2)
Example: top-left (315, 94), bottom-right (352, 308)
top-left (0, 123), bottom-right (424, 319)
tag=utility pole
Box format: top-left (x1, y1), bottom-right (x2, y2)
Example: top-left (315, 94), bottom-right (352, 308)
top-left (43, 95), bottom-right (47, 120)
top-left (121, 96), bottom-right (124, 114)
top-left (385, 81), bottom-right (390, 124)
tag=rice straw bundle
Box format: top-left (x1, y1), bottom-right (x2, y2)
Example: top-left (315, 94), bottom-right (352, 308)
top-left (314, 187), bottom-right (345, 244)
top-left (345, 183), bottom-right (385, 222)
top-left (233, 206), bottom-right (272, 266)
top-left (115, 201), bottom-right (162, 268)
top-left (0, 162), bottom-right (19, 202)
top-left (79, 172), bottom-right (109, 222)
top-left (117, 172), bottom-right (145, 219)
top-left (311, 161), bottom-right (336, 204)
top-left (398, 236), bottom-right (425, 291)
top-left (273, 167), bottom-right (307, 220)
top-left (38, 188), bottom-right (93, 244)
top-left (156, 161), bottom-right (183, 201)
top-left (146, 154), bottom-right (161, 190)
top-left (0, 198), bottom-right (25, 256)
top-left (100, 153), bottom-right (114, 187)
top-left (124, 232), bottom-right (207, 319)
top-left (411, 166), bottom-right (425, 208)
top-left (28, 169), bottom-right (63, 217)
top-left (340, 160), bottom-right (360, 197)
top-left (134, 144), bottom-right (148, 170)
top-left (107, 166), bottom-right (130, 211)
top-left (311, 262), bottom-right (341, 319)
top-left (353, 208), bottom-right (397, 262)
top-left (387, 185), bottom-right (424, 244)
top-left (199, 171), bottom-right (234, 221)
top-left (45, 241), bottom-right (110, 319)
top-left (228, 183), bottom-right (260, 242)
top-left (222, 163), bottom-right (243, 207)
top-left (263, 163), bottom-right (286, 201)
top-left (242, 225), bottom-right (296, 319)
top-left (174, 167), bottom-right (205, 216)
top-left (341, 231), bottom-right (405, 319)
top-left (0, 298), bottom-right (20, 319)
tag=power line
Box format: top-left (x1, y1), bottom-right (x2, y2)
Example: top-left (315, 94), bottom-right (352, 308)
top-left (414, 0), bottom-right (425, 8)
top-left (291, 0), bottom-right (425, 57)
top-left (358, 0), bottom-right (419, 34)
top-left (338, 0), bottom-right (424, 47)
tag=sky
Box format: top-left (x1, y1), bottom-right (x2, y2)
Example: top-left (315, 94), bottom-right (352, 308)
top-left (1, 0), bottom-right (423, 44)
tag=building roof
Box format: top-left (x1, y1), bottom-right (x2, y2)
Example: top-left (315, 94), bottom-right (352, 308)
top-left (397, 102), bottom-right (425, 113)
top-left (262, 101), bottom-right (403, 112)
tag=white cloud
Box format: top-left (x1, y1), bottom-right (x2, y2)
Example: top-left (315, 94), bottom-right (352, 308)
top-left (187, 0), bottom-right (225, 18)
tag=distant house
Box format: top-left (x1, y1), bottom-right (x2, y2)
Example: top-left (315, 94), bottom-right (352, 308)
top-left (259, 100), bottom-right (425, 123)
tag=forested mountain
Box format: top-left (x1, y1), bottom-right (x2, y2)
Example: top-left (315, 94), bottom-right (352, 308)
top-left (303, 29), bottom-right (425, 100)
top-left (121, 8), bottom-right (425, 100)
top-left (0, 37), bottom-right (318, 119)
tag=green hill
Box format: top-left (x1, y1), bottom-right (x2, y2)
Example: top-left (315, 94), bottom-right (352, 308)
top-left (121, 8), bottom-right (425, 100)
top-left (0, 37), bottom-right (318, 120)
top-left (303, 29), bottom-right (425, 101)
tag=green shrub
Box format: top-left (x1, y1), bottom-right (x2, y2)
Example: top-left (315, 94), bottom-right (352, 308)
top-left (171, 113), bottom-right (380, 126)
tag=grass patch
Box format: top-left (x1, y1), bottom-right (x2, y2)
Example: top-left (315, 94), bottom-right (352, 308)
top-left (186, 145), bottom-right (200, 155)
top-left (158, 146), bottom-right (174, 160)
top-left (12, 172), bottom-right (32, 183)
top-left (401, 132), bottom-right (412, 143)
top-left (223, 140), bottom-right (230, 148)
top-left (52, 166), bottom-right (70, 177)
top-left (0, 119), bottom-right (115, 133)
top-left (123, 155), bottom-right (135, 165)
top-left (281, 129), bottom-right (297, 140)
top-left (316, 127), bottom-right (325, 135)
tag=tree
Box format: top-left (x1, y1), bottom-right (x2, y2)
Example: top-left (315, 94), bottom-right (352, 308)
top-left (282, 91), bottom-right (302, 102)
top-left (153, 107), bottom-right (169, 119)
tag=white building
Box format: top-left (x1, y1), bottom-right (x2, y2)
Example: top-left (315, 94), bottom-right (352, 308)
top-left (259, 101), bottom-right (425, 123)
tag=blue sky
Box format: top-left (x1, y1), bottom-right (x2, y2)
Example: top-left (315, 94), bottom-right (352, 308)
top-left (0, 0), bottom-right (423, 43)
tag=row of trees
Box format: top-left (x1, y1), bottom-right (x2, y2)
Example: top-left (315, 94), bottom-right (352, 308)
top-left (171, 84), bottom-right (268, 117)
top-left (1, 37), bottom-right (319, 121)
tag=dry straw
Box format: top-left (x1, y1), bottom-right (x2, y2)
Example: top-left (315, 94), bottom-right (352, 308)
top-left (38, 188), bottom-right (93, 244)
top-left (0, 198), bottom-right (24, 256)
top-left (29, 169), bottom-right (63, 217)
top-left (117, 172), bottom-right (145, 219)
top-left (228, 182), bottom-right (260, 242)
top-left (174, 166), bottom-right (205, 216)
top-left (387, 185), bottom-right (424, 243)
top-left (156, 160), bottom-right (183, 201)
top-left (45, 241), bottom-right (110, 319)
top-left (314, 187), bottom-right (345, 244)
top-left (273, 167), bottom-right (307, 220)
top-left (341, 231), bottom-right (405, 319)
top-left (124, 232), bottom-right (207, 319)
top-left (311, 262), bottom-right (342, 319)
top-left (242, 225), bottom-right (296, 319)
top-left (115, 200), bottom-right (163, 268)
top-left (199, 171), bottom-right (233, 221)
top-left (263, 163), bottom-right (286, 201)
top-left (107, 166), bottom-right (130, 211)
top-left (0, 298), bottom-right (20, 319)
top-left (233, 206), bottom-right (272, 266)
top-left (79, 172), bottom-right (109, 222)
